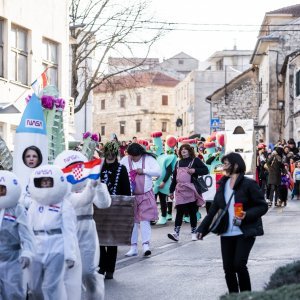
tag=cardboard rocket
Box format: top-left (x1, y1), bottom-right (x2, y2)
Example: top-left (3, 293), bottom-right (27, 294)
top-left (13, 94), bottom-right (48, 190)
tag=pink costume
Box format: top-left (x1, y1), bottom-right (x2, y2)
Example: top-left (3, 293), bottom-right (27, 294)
top-left (175, 164), bottom-right (205, 207)
top-left (129, 156), bottom-right (158, 222)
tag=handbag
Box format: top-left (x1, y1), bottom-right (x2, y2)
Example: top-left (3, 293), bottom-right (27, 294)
top-left (186, 159), bottom-right (208, 194)
top-left (192, 176), bottom-right (208, 194)
top-left (209, 191), bottom-right (235, 235)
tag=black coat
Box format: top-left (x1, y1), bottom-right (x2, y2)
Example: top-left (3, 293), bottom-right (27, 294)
top-left (196, 173), bottom-right (268, 237)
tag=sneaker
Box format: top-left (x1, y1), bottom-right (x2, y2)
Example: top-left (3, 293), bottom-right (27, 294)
top-left (192, 233), bottom-right (197, 241)
top-left (167, 213), bottom-right (173, 221)
top-left (168, 232), bottom-right (179, 242)
top-left (183, 216), bottom-right (190, 223)
top-left (196, 211), bottom-right (201, 222)
top-left (156, 216), bottom-right (167, 225)
top-left (143, 243), bottom-right (151, 256)
top-left (125, 247), bottom-right (138, 257)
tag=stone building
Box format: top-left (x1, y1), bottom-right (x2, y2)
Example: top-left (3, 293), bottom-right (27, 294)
top-left (250, 4), bottom-right (300, 144)
top-left (206, 67), bottom-right (260, 138)
top-left (93, 71), bottom-right (179, 141)
top-left (281, 50), bottom-right (300, 143)
top-left (175, 49), bottom-right (253, 137)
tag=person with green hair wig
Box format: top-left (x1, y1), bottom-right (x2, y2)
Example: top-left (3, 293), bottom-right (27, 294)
top-left (97, 141), bottom-right (131, 280)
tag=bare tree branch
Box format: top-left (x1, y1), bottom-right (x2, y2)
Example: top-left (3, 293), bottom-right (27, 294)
top-left (70, 0), bottom-right (168, 113)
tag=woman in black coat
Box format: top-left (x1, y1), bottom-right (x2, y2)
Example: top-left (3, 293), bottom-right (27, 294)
top-left (196, 152), bottom-right (268, 294)
top-left (98, 141), bottom-right (131, 280)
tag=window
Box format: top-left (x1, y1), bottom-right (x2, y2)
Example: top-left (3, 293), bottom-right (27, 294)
top-left (178, 59), bottom-right (184, 65)
top-left (101, 125), bottom-right (105, 136)
top-left (136, 120), bottom-right (141, 133)
top-left (101, 99), bottom-right (105, 110)
top-left (11, 25), bottom-right (28, 84)
top-left (216, 59), bottom-right (223, 71)
top-left (296, 70), bottom-right (300, 97)
top-left (120, 95), bottom-right (126, 108)
top-left (0, 20), bottom-right (3, 77)
top-left (120, 121), bottom-right (125, 134)
top-left (162, 121), bottom-right (167, 132)
top-left (42, 39), bottom-right (58, 87)
top-left (136, 94), bottom-right (141, 106)
top-left (162, 95), bottom-right (168, 105)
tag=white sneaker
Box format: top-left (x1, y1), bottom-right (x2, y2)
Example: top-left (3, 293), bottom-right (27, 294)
top-left (125, 246), bottom-right (138, 257)
top-left (168, 232), bottom-right (179, 242)
top-left (192, 233), bottom-right (197, 241)
top-left (142, 243), bottom-right (151, 256)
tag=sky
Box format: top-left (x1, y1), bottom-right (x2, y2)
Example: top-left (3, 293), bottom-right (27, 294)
top-left (145, 0), bottom-right (300, 62)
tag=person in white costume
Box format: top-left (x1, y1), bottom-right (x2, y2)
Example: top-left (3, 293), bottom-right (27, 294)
top-left (0, 170), bottom-right (35, 300)
top-left (27, 164), bottom-right (78, 300)
top-left (54, 150), bottom-right (111, 300)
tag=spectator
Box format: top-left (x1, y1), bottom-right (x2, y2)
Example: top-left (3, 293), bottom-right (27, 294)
top-left (119, 141), bottom-right (128, 159)
top-left (266, 147), bottom-right (284, 207)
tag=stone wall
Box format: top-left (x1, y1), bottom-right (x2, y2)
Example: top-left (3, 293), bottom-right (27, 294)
top-left (211, 73), bottom-right (259, 131)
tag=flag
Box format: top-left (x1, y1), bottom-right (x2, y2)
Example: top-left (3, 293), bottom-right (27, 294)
top-left (62, 158), bottom-right (102, 185)
top-left (31, 70), bottom-right (48, 95)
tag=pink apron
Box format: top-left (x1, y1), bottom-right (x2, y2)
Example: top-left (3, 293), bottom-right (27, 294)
top-left (175, 162), bottom-right (205, 207)
top-left (128, 156), bottom-right (158, 222)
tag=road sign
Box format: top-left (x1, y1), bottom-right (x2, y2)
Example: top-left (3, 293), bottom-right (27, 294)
top-left (210, 118), bottom-right (220, 129)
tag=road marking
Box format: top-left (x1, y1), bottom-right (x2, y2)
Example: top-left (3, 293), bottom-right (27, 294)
top-left (157, 244), bottom-right (174, 249)
top-left (117, 257), bottom-right (137, 264)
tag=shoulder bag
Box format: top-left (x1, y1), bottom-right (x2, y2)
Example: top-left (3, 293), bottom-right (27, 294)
top-left (209, 191), bottom-right (235, 235)
top-left (188, 159), bottom-right (209, 194)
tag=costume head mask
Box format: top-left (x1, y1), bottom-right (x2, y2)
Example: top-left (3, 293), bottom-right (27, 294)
top-left (28, 165), bottom-right (67, 205)
top-left (0, 171), bottom-right (21, 209)
top-left (54, 150), bottom-right (88, 192)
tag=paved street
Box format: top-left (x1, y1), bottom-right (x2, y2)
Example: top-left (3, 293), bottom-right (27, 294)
top-left (105, 198), bottom-right (300, 300)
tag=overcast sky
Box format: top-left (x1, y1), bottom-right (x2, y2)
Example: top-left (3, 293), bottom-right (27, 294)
top-left (146, 0), bottom-right (300, 61)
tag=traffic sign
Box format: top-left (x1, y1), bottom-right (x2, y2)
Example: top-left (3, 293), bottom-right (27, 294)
top-left (210, 118), bottom-right (220, 129)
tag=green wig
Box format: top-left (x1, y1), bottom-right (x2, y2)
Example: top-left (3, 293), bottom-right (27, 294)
top-left (104, 141), bottom-right (119, 157)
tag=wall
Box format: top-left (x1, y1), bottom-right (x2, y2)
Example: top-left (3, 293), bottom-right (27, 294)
top-left (0, 0), bottom-right (69, 149)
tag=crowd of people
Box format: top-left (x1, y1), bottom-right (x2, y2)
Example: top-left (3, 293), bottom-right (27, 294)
top-left (3, 128), bottom-right (300, 298)
top-left (256, 138), bottom-right (299, 207)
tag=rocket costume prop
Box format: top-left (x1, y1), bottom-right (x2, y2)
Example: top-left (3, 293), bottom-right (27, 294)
top-left (13, 94), bottom-right (48, 191)
top-left (54, 150), bottom-right (111, 300)
top-left (0, 171), bottom-right (35, 300)
top-left (27, 165), bottom-right (77, 300)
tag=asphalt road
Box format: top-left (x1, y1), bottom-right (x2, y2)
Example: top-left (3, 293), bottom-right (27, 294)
top-left (105, 198), bottom-right (300, 300)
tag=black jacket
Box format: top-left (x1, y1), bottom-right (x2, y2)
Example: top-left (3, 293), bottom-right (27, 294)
top-left (196, 173), bottom-right (268, 237)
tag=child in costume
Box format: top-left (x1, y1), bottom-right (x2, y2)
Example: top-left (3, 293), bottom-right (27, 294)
top-left (27, 164), bottom-right (78, 299)
top-left (0, 170), bottom-right (35, 300)
top-left (54, 150), bottom-right (111, 300)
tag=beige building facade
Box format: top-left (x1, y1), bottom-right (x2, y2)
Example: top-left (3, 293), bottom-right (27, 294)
top-left (0, 0), bottom-right (70, 150)
top-left (93, 72), bottom-right (179, 141)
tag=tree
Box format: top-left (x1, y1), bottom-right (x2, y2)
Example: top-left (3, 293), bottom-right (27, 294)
top-left (70, 0), bottom-right (166, 113)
